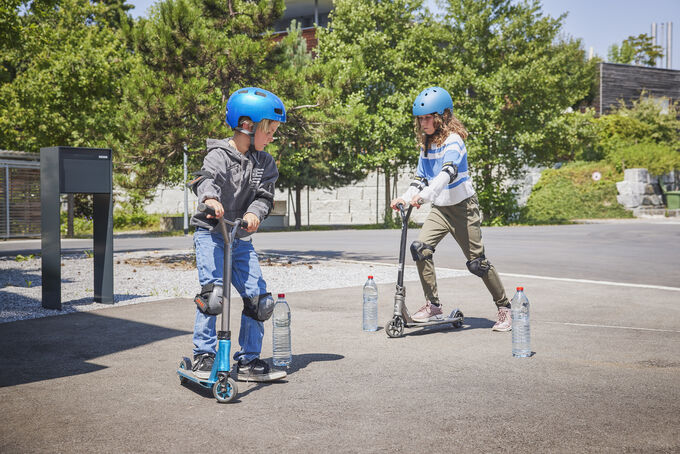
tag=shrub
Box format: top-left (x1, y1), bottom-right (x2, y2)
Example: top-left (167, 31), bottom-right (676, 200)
top-left (606, 142), bottom-right (680, 176)
top-left (520, 162), bottom-right (633, 224)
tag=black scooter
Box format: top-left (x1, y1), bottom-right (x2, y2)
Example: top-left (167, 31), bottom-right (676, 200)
top-left (385, 203), bottom-right (464, 338)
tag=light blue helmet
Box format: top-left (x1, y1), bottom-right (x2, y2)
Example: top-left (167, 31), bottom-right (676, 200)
top-left (412, 87), bottom-right (453, 116)
top-left (225, 87), bottom-right (286, 128)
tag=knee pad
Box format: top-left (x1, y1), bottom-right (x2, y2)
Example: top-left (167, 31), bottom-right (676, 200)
top-left (194, 283), bottom-right (223, 315)
top-left (466, 256), bottom-right (491, 277)
top-left (410, 241), bottom-right (435, 261)
top-left (243, 293), bottom-right (274, 321)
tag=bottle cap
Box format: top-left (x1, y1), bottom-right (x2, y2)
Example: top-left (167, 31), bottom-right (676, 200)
top-left (278, 293), bottom-right (285, 298)
top-left (516, 287), bottom-right (524, 291)
top-left (368, 275), bottom-right (373, 279)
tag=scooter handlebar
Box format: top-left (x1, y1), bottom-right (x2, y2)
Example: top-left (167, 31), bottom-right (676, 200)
top-left (197, 203), bottom-right (244, 228)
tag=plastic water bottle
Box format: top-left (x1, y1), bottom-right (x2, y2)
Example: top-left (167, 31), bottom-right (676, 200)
top-left (511, 287), bottom-right (531, 358)
top-left (362, 276), bottom-right (378, 332)
top-left (272, 293), bottom-right (292, 367)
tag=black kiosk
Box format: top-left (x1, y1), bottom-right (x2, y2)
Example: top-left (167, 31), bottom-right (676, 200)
top-left (40, 147), bottom-right (113, 310)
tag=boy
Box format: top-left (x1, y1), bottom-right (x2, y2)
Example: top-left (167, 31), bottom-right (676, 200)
top-left (391, 86), bottom-right (511, 331)
top-left (189, 87), bottom-right (287, 381)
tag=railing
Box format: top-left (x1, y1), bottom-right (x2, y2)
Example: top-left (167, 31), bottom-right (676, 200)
top-left (0, 159), bottom-right (41, 239)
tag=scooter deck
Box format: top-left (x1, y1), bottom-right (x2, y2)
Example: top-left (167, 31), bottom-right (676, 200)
top-left (404, 315), bottom-right (463, 328)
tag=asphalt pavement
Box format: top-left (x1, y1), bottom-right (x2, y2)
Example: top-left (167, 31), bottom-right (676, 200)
top-left (1, 221), bottom-right (679, 452)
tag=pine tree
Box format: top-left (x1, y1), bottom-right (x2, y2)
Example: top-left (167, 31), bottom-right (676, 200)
top-left (117, 0), bottom-right (285, 197)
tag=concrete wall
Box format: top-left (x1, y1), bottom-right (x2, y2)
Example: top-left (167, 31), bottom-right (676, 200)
top-left (139, 169), bottom-right (429, 225)
top-left (140, 166), bottom-right (546, 227)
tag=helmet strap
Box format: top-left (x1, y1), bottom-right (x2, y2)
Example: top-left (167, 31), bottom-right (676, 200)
top-left (235, 123), bottom-right (258, 153)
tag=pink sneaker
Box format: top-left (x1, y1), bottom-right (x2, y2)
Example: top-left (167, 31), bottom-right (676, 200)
top-left (412, 302), bottom-right (443, 322)
top-left (492, 306), bottom-right (512, 332)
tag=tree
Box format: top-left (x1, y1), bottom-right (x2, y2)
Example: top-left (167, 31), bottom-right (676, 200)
top-left (316, 0), bottom-right (440, 223)
top-left (117, 0), bottom-right (285, 200)
top-left (267, 22), bottom-right (365, 229)
top-left (437, 0), bottom-right (595, 224)
top-left (0, 0), bottom-right (132, 154)
top-left (608, 34), bottom-right (663, 66)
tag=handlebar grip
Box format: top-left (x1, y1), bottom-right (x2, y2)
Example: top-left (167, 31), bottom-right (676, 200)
top-left (197, 203), bottom-right (216, 216)
top-left (396, 203), bottom-right (405, 210)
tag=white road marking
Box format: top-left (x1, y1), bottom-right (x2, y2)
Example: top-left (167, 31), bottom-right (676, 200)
top-left (543, 321), bottom-right (680, 333)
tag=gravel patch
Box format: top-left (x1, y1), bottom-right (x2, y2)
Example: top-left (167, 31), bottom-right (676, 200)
top-left (0, 250), bottom-right (468, 324)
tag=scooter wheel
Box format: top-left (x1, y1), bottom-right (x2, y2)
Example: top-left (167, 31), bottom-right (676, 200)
top-left (452, 311), bottom-right (464, 328)
top-left (386, 318), bottom-right (404, 338)
top-left (178, 357), bottom-right (192, 385)
top-left (213, 376), bottom-right (238, 403)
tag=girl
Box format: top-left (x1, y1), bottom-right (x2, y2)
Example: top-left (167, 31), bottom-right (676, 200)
top-left (390, 86), bottom-right (511, 331)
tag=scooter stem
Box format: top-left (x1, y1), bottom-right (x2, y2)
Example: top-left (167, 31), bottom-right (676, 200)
top-left (396, 205), bottom-right (413, 288)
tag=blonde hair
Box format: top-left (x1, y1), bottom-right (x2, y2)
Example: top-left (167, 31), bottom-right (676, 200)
top-left (413, 109), bottom-right (468, 150)
top-left (238, 117), bottom-right (276, 135)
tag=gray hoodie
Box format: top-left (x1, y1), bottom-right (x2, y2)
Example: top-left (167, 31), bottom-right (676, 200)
top-left (190, 138), bottom-right (279, 237)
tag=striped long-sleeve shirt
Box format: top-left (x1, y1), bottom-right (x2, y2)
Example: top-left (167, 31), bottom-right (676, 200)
top-left (400, 133), bottom-right (475, 207)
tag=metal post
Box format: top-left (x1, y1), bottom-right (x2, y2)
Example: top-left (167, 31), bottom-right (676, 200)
top-left (93, 192), bottom-right (113, 303)
top-left (307, 186), bottom-right (310, 226)
top-left (652, 23), bottom-right (657, 66)
top-left (668, 22), bottom-right (673, 69)
top-left (40, 148), bottom-right (61, 309)
top-left (183, 146), bottom-right (188, 235)
top-left (376, 168), bottom-right (379, 223)
top-left (314, 0), bottom-right (319, 25)
top-left (4, 166), bottom-right (9, 237)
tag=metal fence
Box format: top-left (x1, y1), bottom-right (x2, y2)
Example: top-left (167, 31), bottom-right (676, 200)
top-left (0, 152), bottom-right (41, 239)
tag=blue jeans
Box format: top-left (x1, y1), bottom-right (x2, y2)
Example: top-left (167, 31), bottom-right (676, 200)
top-left (193, 227), bottom-right (271, 364)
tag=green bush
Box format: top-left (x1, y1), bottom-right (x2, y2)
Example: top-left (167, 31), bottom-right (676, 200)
top-left (60, 207), bottom-right (163, 236)
top-left (606, 142), bottom-right (680, 176)
top-left (596, 95), bottom-right (680, 154)
top-left (520, 162), bottom-right (633, 224)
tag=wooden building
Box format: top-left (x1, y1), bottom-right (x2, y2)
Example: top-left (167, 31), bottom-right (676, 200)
top-left (596, 62), bottom-right (680, 115)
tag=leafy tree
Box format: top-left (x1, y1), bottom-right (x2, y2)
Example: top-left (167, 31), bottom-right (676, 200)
top-left (0, 0), bottom-right (132, 154)
top-left (316, 0), bottom-right (439, 222)
top-left (267, 22), bottom-right (365, 228)
top-left (608, 34), bottom-right (663, 66)
top-left (117, 0), bottom-right (285, 200)
top-left (437, 0), bottom-right (596, 224)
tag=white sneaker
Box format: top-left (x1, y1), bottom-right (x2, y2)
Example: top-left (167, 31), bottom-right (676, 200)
top-left (492, 307), bottom-right (512, 332)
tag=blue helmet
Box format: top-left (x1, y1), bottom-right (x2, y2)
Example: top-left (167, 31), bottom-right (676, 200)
top-left (412, 87), bottom-right (453, 116)
top-left (225, 87), bottom-right (286, 128)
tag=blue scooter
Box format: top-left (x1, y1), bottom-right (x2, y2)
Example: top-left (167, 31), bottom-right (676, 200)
top-left (177, 203), bottom-right (240, 403)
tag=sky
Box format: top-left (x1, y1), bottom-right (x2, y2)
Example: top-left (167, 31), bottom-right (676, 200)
top-left (125, 0), bottom-right (680, 70)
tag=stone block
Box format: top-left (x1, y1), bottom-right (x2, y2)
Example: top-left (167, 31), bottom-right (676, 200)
top-left (641, 194), bottom-right (663, 206)
top-left (311, 199), bottom-right (349, 212)
top-left (617, 193), bottom-right (642, 208)
top-left (336, 187), bottom-right (364, 200)
top-left (633, 207), bottom-right (666, 217)
top-left (309, 212), bottom-right (330, 224)
top-left (616, 180), bottom-right (646, 196)
top-left (329, 212), bottom-right (352, 224)
top-left (624, 168), bottom-right (650, 183)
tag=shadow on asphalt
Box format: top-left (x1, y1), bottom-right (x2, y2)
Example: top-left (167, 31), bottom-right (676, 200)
top-left (176, 353), bottom-right (345, 401)
top-left (0, 311), bottom-right (190, 387)
top-left (385, 316), bottom-right (495, 338)
top-left (260, 248), bottom-right (390, 263)
top-left (285, 352), bottom-right (345, 374)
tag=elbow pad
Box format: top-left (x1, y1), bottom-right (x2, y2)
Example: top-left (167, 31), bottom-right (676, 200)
top-left (410, 176), bottom-right (429, 191)
top-left (441, 162), bottom-right (458, 184)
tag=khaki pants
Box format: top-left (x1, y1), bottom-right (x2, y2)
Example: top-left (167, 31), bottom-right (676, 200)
top-left (415, 195), bottom-right (509, 308)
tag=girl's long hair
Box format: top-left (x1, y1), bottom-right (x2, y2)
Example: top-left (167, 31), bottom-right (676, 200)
top-left (413, 108), bottom-right (468, 150)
